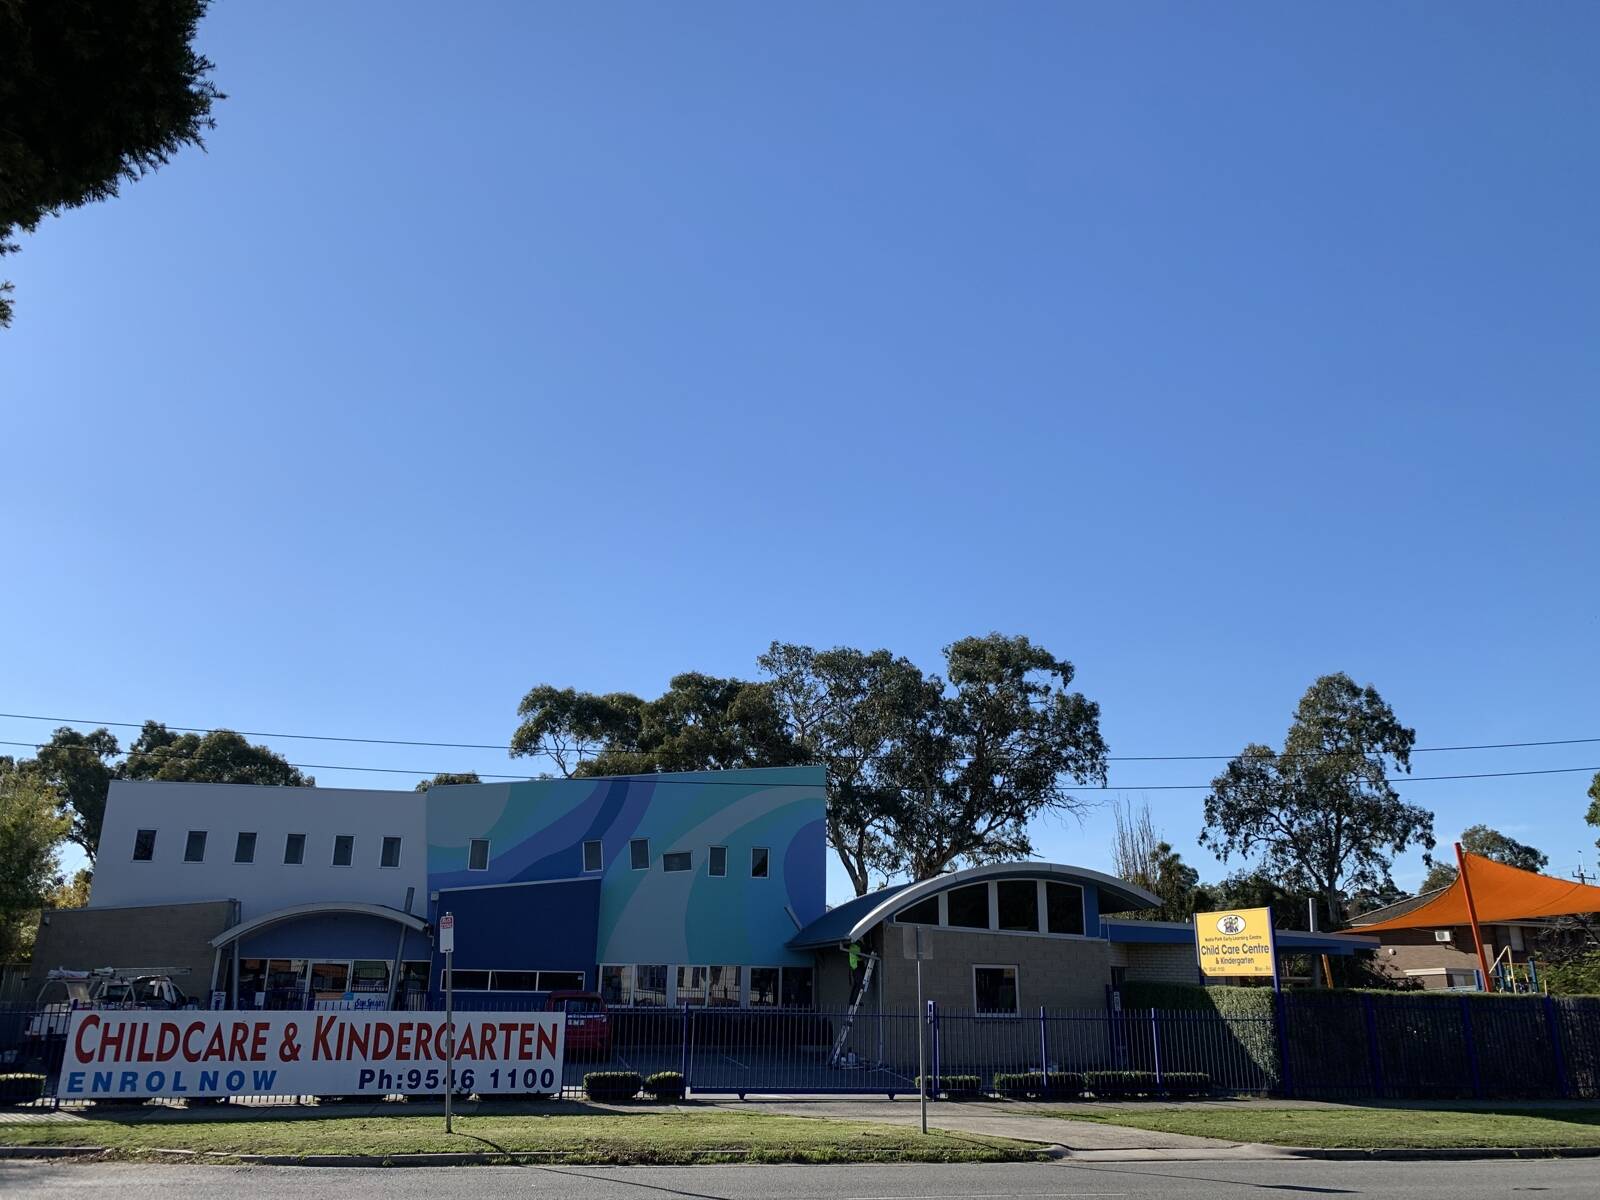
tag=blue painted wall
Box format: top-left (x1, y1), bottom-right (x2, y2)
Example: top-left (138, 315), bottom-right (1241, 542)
top-left (432, 878), bottom-right (601, 984)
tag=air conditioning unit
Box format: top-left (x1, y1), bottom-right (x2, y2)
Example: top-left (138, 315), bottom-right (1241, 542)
top-left (1434, 930), bottom-right (1453, 943)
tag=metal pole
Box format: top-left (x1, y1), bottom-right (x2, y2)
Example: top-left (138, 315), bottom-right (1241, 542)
top-left (916, 930), bottom-right (927, 1135)
top-left (1456, 842), bottom-right (1495, 993)
top-left (444, 946), bottom-right (453, 1134)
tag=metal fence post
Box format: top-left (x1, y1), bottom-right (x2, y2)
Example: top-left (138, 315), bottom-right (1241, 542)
top-left (680, 1005), bottom-right (690, 1081)
top-left (1274, 990), bottom-right (1295, 1098)
top-left (1544, 995), bottom-right (1571, 1100)
top-left (1038, 1006), bottom-right (1049, 1095)
top-left (1150, 1008), bottom-right (1164, 1090)
top-left (1362, 995), bottom-right (1385, 1099)
top-left (1459, 996), bottom-right (1483, 1099)
top-left (930, 1000), bottom-right (941, 1101)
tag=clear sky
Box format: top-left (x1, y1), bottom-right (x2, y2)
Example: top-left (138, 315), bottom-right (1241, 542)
top-left (3, 2), bottom-right (1596, 903)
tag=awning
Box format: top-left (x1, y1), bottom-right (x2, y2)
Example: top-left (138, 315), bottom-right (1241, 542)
top-left (209, 901), bottom-right (428, 949)
top-left (1352, 851), bottom-right (1600, 932)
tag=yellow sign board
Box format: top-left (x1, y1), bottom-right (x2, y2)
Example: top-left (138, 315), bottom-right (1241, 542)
top-left (1194, 907), bottom-right (1278, 979)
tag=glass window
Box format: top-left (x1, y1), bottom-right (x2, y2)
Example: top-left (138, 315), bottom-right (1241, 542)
top-left (238, 958), bottom-right (267, 1002)
top-left (332, 835), bottom-right (354, 867)
top-left (974, 966), bottom-right (1019, 1015)
top-left (1046, 881), bottom-right (1085, 936)
top-left (708, 965), bottom-right (740, 1006)
top-left (560, 994), bottom-right (604, 1013)
top-left (266, 959), bottom-right (307, 992)
top-left (894, 895), bottom-right (940, 925)
top-left (183, 830), bottom-right (207, 863)
top-left (630, 838), bottom-right (650, 870)
top-left (539, 970), bottom-right (586, 992)
top-left (947, 883), bottom-right (990, 929)
top-left (635, 965), bottom-right (668, 1006)
top-left (998, 880), bottom-right (1039, 932)
top-left (600, 964), bottom-right (633, 1006)
top-left (676, 965), bottom-right (708, 1005)
top-left (749, 967), bottom-right (780, 1006)
top-left (381, 836), bottom-right (402, 868)
top-left (709, 845), bottom-right (727, 877)
top-left (283, 833), bottom-right (306, 865)
top-left (234, 831), bottom-right (257, 864)
top-left (132, 829), bottom-right (157, 861)
top-left (780, 967), bottom-right (815, 1009)
top-left (310, 961), bottom-right (349, 999)
top-left (399, 961), bottom-right (430, 996)
top-left (351, 961), bottom-right (389, 993)
top-left (583, 840), bottom-right (603, 872)
top-left (491, 970), bottom-right (540, 991)
top-left (449, 969), bottom-right (490, 991)
top-left (663, 851), bottom-right (691, 872)
top-left (468, 838), bottom-right (490, 871)
top-left (751, 846), bottom-right (770, 878)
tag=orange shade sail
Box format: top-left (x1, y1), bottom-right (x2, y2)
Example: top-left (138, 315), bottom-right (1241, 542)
top-left (1355, 851), bottom-right (1600, 932)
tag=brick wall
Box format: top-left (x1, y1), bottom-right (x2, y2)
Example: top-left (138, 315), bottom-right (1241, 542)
top-left (878, 925), bottom-right (1111, 1012)
top-left (28, 900), bottom-right (236, 998)
top-left (1121, 942), bottom-right (1202, 986)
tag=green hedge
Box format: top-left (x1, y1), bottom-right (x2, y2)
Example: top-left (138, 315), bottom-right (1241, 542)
top-left (993, 1071), bottom-right (1086, 1098)
top-left (1084, 1070), bottom-right (1160, 1098)
top-left (583, 1071), bottom-right (642, 1102)
top-left (915, 1074), bottom-right (981, 1099)
top-left (1122, 982), bottom-right (1280, 1090)
top-left (643, 1071), bottom-right (685, 1101)
top-left (1161, 1071), bottom-right (1211, 1097)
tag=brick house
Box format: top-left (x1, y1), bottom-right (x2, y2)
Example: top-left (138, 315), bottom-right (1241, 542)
top-left (1347, 888), bottom-right (1546, 989)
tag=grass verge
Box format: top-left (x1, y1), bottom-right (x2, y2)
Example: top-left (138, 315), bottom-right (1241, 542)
top-left (1054, 1102), bottom-right (1600, 1149)
top-left (0, 1103), bottom-right (1043, 1164)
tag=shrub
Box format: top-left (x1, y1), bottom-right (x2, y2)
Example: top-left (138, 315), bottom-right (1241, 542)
top-left (1160, 1071), bottom-right (1211, 1098)
top-left (0, 1074), bottom-right (44, 1106)
top-left (643, 1071), bottom-right (686, 1101)
top-left (583, 1071), bottom-right (642, 1102)
top-left (915, 1073), bottom-right (981, 1099)
top-left (1085, 1070), bottom-right (1160, 1099)
top-left (993, 1071), bottom-right (1086, 1098)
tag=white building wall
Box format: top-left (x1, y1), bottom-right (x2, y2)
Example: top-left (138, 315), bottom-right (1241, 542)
top-left (91, 780), bottom-right (427, 923)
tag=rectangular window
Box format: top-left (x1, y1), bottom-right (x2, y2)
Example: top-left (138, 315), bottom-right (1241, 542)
top-left (630, 838), bottom-right (650, 870)
top-left (997, 880), bottom-right (1039, 932)
top-left (894, 895), bottom-right (940, 925)
top-left (539, 970), bottom-right (586, 992)
top-left (351, 961), bottom-right (390, 994)
top-left (400, 961), bottom-right (431, 996)
top-left (310, 961), bottom-right (349, 999)
top-left (132, 829), bottom-right (157, 862)
top-left (332, 835), bottom-right (354, 867)
top-left (234, 832), bottom-right (257, 864)
top-left (749, 967), bottom-right (780, 1006)
top-left (947, 882), bottom-right (990, 929)
top-left (709, 845), bottom-right (727, 877)
top-left (663, 851), bottom-right (692, 872)
top-left (600, 964), bottom-right (633, 1006)
top-left (583, 840), bottom-right (603, 873)
top-left (974, 965), bottom-right (1019, 1015)
top-left (708, 965), bottom-right (741, 1006)
top-left (449, 969), bottom-right (490, 991)
top-left (266, 959), bottom-right (307, 992)
top-left (491, 970), bottom-right (540, 992)
top-left (676, 965), bottom-right (708, 1005)
top-left (183, 830), bottom-right (207, 863)
top-left (283, 833), bottom-right (306, 865)
top-left (635, 964), bottom-right (668, 1006)
top-left (751, 846), bottom-right (770, 878)
top-left (1045, 881), bottom-right (1085, 936)
top-left (780, 966), bottom-right (815, 1009)
top-left (468, 838), bottom-right (490, 871)
top-left (380, 836), bottom-right (402, 868)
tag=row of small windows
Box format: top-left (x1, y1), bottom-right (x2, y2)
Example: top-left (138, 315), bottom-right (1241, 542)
top-left (463, 836), bottom-right (770, 879)
top-left (132, 828), bottom-right (402, 869)
top-left (598, 963), bottom-right (814, 1008)
top-left (893, 879), bottom-right (1087, 937)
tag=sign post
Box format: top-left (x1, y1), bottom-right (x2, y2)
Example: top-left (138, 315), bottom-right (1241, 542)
top-left (440, 911), bottom-right (455, 1134)
top-left (903, 924), bottom-right (932, 1133)
top-left (1194, 907), bottom-right (1278, 989)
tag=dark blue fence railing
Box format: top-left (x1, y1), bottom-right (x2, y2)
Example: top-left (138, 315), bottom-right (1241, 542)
top-left (3, 993), bottom-right (1597, 1105)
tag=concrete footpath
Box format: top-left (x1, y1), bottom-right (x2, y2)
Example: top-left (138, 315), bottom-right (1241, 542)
top-left (699, 1096), bottom-right (1290, 1161)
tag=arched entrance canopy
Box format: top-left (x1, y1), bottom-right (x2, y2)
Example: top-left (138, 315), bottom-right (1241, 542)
top-left (209, 901), bottom-right (428, 949)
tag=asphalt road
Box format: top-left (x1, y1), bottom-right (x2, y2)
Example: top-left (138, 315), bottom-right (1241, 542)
top-left (1, 1159), bottom-right (1594, 1198)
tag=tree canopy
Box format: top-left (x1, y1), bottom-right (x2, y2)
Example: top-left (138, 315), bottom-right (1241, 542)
top-left (415, 772), bottom-right (482, 792)
top-left (512, 634), bottom-right (1109, 894)
top-left (0, 768), bottom-right (70, 960)
top-left (0, 0), bottom-right (221, 326)
top-left (1200, 673), bottom-right (1434, 929)
top-left (1111, 799), bottom-right (1207, 922)
top-left (1586, 771), bottom-right (1600, 852)
top-left (1419, 824), bottom-right (1549, 893)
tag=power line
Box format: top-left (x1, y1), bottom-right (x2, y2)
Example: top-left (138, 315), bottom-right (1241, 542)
top-left (3, 738), bottom-right (1594, 792)
top-left (1, 709), bottom-right (1595, 763)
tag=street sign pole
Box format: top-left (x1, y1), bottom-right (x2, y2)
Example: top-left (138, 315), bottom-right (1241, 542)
top-left (440, 911), bottom-right (455, 1135)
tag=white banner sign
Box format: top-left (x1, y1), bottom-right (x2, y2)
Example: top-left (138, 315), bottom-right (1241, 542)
top-left (60, 1010), bottom-right (565, 1100)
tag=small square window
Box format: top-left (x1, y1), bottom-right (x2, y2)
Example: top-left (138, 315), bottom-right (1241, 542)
top-left (975, 965), bottom-right (1019, 1015)
top-left (947, 882), bottom-right (990, 929)
top-left (468, 838), bottom-right (490, 871)
top-left (183, 831), bottom-right (207, 863)
top-left (381, 836), bottom-right (402, 869)
top-left (663, 851), bottom-right (691, 873)
top-left (332, 835), bottom-right (354, 867)
top-left (751, 846), bottom-right (769, 878)
top-left (749, 966), bottom-right (780, 1006)
top-left (583, 840), bottom-right (603, 872)
top-left (630, 838), bottom-right (650, 870)
top-left (234, 832), bottom-right (257, 864)
top-left (283, 833), bottom-right (306, 865)
top-left (708, 845), bottom-right (727, 877)
top-left (132, 829), bottom-right (157, 862)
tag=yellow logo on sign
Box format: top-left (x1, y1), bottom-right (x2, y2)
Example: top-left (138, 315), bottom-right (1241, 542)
top-left (1194, 906), bottom-right (1277, 978)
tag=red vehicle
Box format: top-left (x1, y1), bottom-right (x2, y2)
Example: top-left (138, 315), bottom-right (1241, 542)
top-left (546, 990), bottom-right (612, 1059)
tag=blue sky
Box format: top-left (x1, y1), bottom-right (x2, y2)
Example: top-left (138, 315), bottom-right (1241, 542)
top-left (3, 2), bottom-right (1597, 902)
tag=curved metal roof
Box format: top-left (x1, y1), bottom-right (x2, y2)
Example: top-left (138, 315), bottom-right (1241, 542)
top-left (788, 861), bottom-right (1160, 949)
top-left (209, 901), bottom-right (428, 949)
